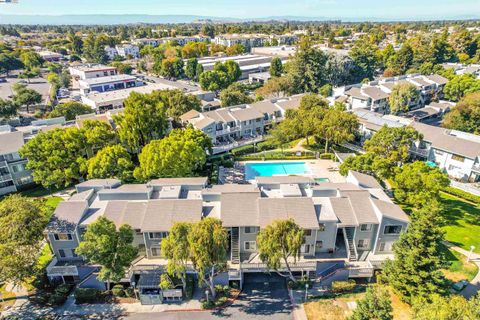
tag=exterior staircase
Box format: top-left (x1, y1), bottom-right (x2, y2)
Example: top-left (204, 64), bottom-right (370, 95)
top-left (231, 227), bottom-right (240, 264)
top-left (344, 228), bottom-right (357, 262)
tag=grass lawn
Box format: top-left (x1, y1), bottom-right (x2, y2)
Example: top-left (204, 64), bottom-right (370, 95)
top-left (440, 192), bottom-right (480, 254)
top-left (304, 289), bottom-right (411, 320)
top-left (439, 243), bottom-right (478, 282)
top-left (0, 284), bottom-right (16, 311)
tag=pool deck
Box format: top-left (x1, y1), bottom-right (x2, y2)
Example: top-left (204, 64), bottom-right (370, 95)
top-left (239, 159), bottom-right (346, 183)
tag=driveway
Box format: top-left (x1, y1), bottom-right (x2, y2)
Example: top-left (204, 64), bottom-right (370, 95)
top-left (122, 273), bottom-right (293, 320)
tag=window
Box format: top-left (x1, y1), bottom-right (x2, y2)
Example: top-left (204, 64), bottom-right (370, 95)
top-left (434, 150), bottom-right (444, 156)
top-left (358, 239), bottom-right (370, 248)
top-left (72, 250), bottom-right (78, 258)
top-left (58, 249), bottom-right (66, 258)
top-left (318, 223), bottom-right (326, 232)
top-left (151, 248), bottom-right (161, 257)
top-left (304, 229), bottom-right (312, 236)
top-left (148, 232), bottom-right (168, 239)
top-left (448, 164), bottom-right (461, 171)
top-left (315, 241), bottom-right (323, 249)
top-left (244, 227), bottom-right (257, 234)
top-left (360, 224), bottom-right (372, 232)
top-left (301, 244), bottom-right (311, 253)
top-left (452, 154), bottom-right (465, 162)
top-left (103, 71), bottom-right (108, 76)
top-left (384, 225), bottom-right (402, 235)
top-left (244, 241), bottom-right (256, 251)
top-left (54, 233), bottom-right (73, 241)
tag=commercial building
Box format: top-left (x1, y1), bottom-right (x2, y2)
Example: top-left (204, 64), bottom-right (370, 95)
top-left (45, 172), bottom-right (408, 298)
top-left (78, 74), bottom-right (141, 96)
top-left (69, 64), bottom-right (118, 80)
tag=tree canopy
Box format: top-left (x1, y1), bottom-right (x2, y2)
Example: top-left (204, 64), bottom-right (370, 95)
top-left (219, 83), bottom-right (253, 107)
top-left (12, 83), bottom-right (42, 113)
top-left (134, 126), bottom-right (211, 181)
top-left (269, 57), bottom-right (283, 77)
top-left (443, 92), bottom-right (480, 134)
top-left (48, 101), bottom-right (92, 121)
top-left (388, 82), bottom-right (420, 114)
top-left (0, 98), bottom-right (18, 119)
top-left (412, 294), bottom-right (480, 320)
top-left (349, 285), bottom-right (393, 320)
top-left (443, 74), bottom-right (480, 102)
top-left (87, 144), bottom-right (134, 182)
top-left (76, 216), bottom-right (137, 290)
top-left (149, 89), bottom-right (201, 122)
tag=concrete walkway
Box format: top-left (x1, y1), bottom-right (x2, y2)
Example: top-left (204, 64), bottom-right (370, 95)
top-left (442, 241), bottom-right (480, 299)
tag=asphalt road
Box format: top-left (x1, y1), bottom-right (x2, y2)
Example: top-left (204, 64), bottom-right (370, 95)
top-left (0, 77), bottom-right (50, 101)
top-left (122, 274), bottom-right (293, 320)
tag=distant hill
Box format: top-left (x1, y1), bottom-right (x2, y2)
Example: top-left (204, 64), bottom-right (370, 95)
top-left (0, 14), bottom-right (478, 25)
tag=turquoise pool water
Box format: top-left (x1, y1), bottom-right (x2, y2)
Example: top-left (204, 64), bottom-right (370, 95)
top-left (245, 162), bottom-right (310, 180)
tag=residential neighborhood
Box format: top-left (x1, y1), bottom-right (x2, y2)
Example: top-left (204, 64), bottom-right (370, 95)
top-left (1, 1), bottom-right (480, 319)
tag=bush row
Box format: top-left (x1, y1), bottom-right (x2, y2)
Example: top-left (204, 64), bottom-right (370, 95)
top-left (74, 288), bottom-right (104, 304)
top-left (230, 140), bottom-right (277, 156)
top-left (331, 280), bottom-right (356, 294)
top-left (443, 186), bottom-right (480, 205)
top-left (48, 283), bottom-right (74, 306)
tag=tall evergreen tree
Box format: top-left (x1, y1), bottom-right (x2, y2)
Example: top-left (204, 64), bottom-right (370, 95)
top-left (349, 285), bottom-right (393, 320)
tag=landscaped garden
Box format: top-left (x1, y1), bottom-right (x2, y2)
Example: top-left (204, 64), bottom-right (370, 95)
top-left (439, 244), bottom-right (479, 282)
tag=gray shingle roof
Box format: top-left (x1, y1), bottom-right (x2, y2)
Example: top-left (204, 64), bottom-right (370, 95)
top-left (203, 184), bottom-right (259, 195)
top-left (220, 193), bottom-right (259, 227)
top-left (251, 100), bottom-right (280, 115)
top-left (140, 199), bottom-right (203, 232)
top-left (255, 175), bottom-right (314, 185)
top-left (330, 197), bottom-right (357, 227)
top-left (257, 197), bottom-right (318, 229)
top-left (230, 107), bottom-right (264, 122)
top-left (340, 190), bottom-right (379, 224)
top-left (47, 201), bottom-right (88, 232)
top-left (362, 87), bottom-right (390, 101)
top-left (349, 171), bottom-right (383, 189)
top-left (426, 74), bottom-right (449, 85)
top-left (371, 198), bottom-right (409, 222)
top-left (76, 179), bottom-right (121, 188)
top-left (0, 131), bottom-right (24, 155)
top-left (103, 201), bottom-right (147, 230)
top-left (149, 177), bottom-right (208, 187)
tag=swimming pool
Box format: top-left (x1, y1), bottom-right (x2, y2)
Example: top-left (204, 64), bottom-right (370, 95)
top-left (245, 162), bottom-right (311, 180)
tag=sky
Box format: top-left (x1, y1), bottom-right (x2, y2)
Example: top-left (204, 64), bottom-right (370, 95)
top-left (0, 0), bottom-right (479, 20)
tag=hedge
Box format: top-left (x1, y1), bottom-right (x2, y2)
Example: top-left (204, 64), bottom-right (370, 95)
top-left (185, 274), bottom-right (195, 299)
top-left (74, 288), bottom-right (103, 304)
top-left (49, 283), bottom-right (74, 306)
top-left (331, 280), bottom-right (356, 294)
top-left (112, 284), bottom-right (125, 297)
top-left (443, 186), bottom-right (480, 205)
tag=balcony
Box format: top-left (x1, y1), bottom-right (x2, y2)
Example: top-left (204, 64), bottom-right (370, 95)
top-left (348, 261), bottom-right (374, 278)
top-left (472, 164), bottom-right (480, 173)
top-left (212, 136), bottom-right (265, 154)
top-left (0, 160), bottom-right (7, 168)
top-left (0, 173), bottom-right (12, 182)
top-left (46, 257), bottom-right (79, 277)
top-left (216, 126), bottom-right (240, 136)
top-left (410, 146), bottom-right (429, 157)
top-left (239, 261), bottom-right (317, 272)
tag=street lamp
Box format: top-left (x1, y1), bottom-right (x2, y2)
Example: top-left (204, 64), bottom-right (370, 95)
top-left (467, 246), bottom-right (475, 263)
top-left (205, 289), bottom-right (209, 302)
top-left (305, 283), bottom-right (309, 301)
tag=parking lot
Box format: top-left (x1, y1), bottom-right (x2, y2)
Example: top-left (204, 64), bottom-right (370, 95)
top-left (123, 274), bottom-right (293, 320)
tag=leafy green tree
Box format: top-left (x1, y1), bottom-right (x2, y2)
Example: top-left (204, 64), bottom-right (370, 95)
top-left (114, 91), bottom-right (169, 152)
top-left (318, 84), bottom-right (333, 97)
top-left (48, 101), bottom-right (92, 121)
top-left (318, 109), bottom-right (358, 153)
top-left (87, 144), bottom-right (133, 181)
top-left (339, 153), bottom-right (377, 177)
top-left (18, 68), bottom-right (40, 84)
top-left (82, 33), bottom-right (108, 64)
top-left (160, 57), bottom-right (184, 79)
top-left (364, 125), bottom-right (421, 170)
top-left (20, 128), bottom-right (87, 188)
top-left (0, 53), bottom-right (22, 76)
top-left (393, 161), bottom-right (450, 209)
top-left (443, 92), bottom-right (480, 134)
top-left (76, 216), bottom-right (137, 290)
top-left (412, 294), bottom-right (480, 320)
top-left (269, 57), bottom-right (283, 77)
top-left (225, 44), bottom-right (245, 56)
top-left (199, 70), bottom-right (230, 92)
top-left (0, 195), bottom-right (49, 284)
top-left (349, 285), bottom-right (393, 320)
top-left (67, 32), bottom-right (83, 55)
top-left (219, 83), bottom-right (253, 107)
top-left (161, 222), bottom-right (192, 292)
top-left (185, 58), bottom-right (199, 80)
top-left (215, 60), bottom-right (241, 83)
top-left (134, 127), bottom-right (211, 181)
top-left (150, 89), bottom-right (201, 121)
top-left (443, 74), bottom-right (480, 102)
top-left (12, 83), bottom-right (42, 113)
top-left (388, 82), bottom-right (420, 114)
top-left (0, 98), bottom-right (18, 119)
top-left (81, 119), bottom-right (117, 156)
top-left (257, 219), bottom-right (304, 282)
top-left (350, 39), bottom-right (379, 80)
top-left (299, 93), bottom-right (329, 110)
top-left (188, 218), bottom-right (228, 299)
top-left (382, 203), bottom-right (448, 303)
top-left (110, 61), bottom-right (133, 74)
top-left (388, 44), bottom-right (414, 75)
top-left (19, 51), bottom-right (43, 70)
top-left (255, 75), bottom-right (295, 98)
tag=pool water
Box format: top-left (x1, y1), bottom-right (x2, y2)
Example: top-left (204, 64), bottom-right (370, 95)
top-left (245, 162), bottom-right (310, 180)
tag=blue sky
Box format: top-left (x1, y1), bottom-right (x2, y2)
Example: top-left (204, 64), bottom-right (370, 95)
top-left (1, 0), bottom-right (479, 19)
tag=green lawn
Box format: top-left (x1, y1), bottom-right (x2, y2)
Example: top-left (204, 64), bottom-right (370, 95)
top-left (439, 243), bottom-right (478, 282)
top-left (440, 192), bottom-right (480, 254)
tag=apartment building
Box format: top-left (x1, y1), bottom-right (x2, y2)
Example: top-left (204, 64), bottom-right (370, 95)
top-left (214, 34), bottom-right (298, 50)
top-left (115, 44), bottom-right (140, 59)
top-left (0, 127), bottom-right (34, 196)
top-left (180, 95), bottom-right (303, 153)
top-left (45, 172), bottom-right (408, 299)
top-left (69, 64), bottom-right (118, 80)
top-left (38, 50), bottom-right (63, 62)
top-left (339, 73), bottom-right (449, 113)
top-left (354, 109), bottom-right (480, 182)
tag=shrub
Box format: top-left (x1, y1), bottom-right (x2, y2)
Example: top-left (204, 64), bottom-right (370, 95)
top-left (112, 284), bottom-right (125, 297)
top-left (201, 299), bottom-right (215, 309)
top-left (230, 144), bottom-right (254, 156)
top-left (443, 187), bottom-right (480, 204)
top-left (74, 288), bottom-right (103, 304)
top-left (256, 140), bottom-right (277, 152)
top-left (48, 283), bottom-right (73, 306)
top-left (215, 296), bottom-right (228, 307)
top-left (320, 153), bottom-right (334, 160)
top-left (331, 280), bottom-right (356, 294)
top-left (124, 287), bottom-right (135, 298)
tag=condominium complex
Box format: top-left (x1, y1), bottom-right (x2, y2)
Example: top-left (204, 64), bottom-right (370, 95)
top-left (45, 171), bottom-right (408, 300)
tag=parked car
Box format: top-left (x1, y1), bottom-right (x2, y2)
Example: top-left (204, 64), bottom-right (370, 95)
top-left (452, 280), bottom-right (468, 291)
top-left (0, 78), bottom-right (7, 83)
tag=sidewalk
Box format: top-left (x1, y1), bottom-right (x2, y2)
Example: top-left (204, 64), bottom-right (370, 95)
top-left (442, 241), bottom-right (480, 299)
